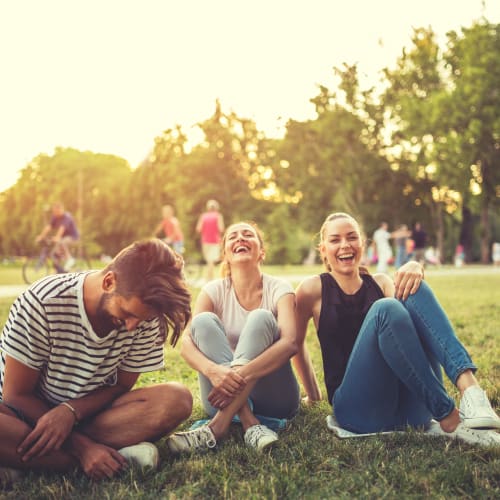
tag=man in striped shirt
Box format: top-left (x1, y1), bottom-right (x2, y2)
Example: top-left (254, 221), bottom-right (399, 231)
top-left (0, 239), bottom-right (193, 484)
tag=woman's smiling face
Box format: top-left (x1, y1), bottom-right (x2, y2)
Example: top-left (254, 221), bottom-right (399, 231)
top-left (223, 222), bottom-right (264, 264)
top-left (320, 216), bottom-right (364, 274)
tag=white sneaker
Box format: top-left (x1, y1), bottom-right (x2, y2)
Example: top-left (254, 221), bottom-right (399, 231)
top-left (166, 425), bottom-right (217, 454)
top-left (244, 424), bottom-right (278, 451)
top-left (0, 466), bottom-right (23, 487)
top-left (459, 386), bottom-right (500, 429)
top-left (118, 442), bottom-right (159, 469)
top-left (426, 421), bottom-right (500, 447)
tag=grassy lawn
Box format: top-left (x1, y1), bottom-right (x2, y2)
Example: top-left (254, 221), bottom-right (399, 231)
top-left (0, 266), bottom-right (499, 498)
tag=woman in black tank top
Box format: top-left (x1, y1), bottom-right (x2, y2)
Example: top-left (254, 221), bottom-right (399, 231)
top-left (294, 212), bottom-right (500, 437)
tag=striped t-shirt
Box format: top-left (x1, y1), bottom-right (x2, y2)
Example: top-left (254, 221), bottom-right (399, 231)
top-left (0, 272), bottom-right (165, 405)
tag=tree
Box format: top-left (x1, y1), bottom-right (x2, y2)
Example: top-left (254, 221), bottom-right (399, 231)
top-left (0, 148), bottom-right (132, 257)
top-left (276, 64), bottom-right (411, 242)
top-left (439, 21), bottom-right (500, 262)
top-left (382, 27), bottom-right (451, 259)
top-left (382, 22), bottom-right (500, 262)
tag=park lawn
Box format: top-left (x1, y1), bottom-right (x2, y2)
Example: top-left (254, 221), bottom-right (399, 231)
top-left (0, 271), bottom-right (499, 499)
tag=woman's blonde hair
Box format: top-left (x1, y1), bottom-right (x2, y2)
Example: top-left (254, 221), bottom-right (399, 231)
top-left (318, 212), bottom-right (369, 275)
top-left (220, 221), bottom-right (265, 278)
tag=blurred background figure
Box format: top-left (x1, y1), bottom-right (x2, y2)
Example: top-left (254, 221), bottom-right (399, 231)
top-left (425, 246), bottom-right (441, 266)
top-left (454, 244), bottom-right (465, 267)
top-left (372, 221), bottom-right (393, 273)
top-left (491, 242), bottom-right (500, 267)
top-left (153, 204), bottom-right (185, 254)
top-left (393, 224), bottom-right (411, 268)
top-left (196, 199), bottom-right (225, 281)
top-left (36, 201), bottom-right (80, 272)
top-left (411, 222), bottom-right (427, 266)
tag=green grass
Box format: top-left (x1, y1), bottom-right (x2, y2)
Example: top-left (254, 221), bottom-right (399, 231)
top-left (1, 268), bottom-right (499, 498)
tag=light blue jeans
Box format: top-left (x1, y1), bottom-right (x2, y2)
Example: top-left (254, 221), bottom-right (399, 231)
top-left (190, 310), bottom-right (300, 419)
top-left (333, 282), bottom-right (476, 433)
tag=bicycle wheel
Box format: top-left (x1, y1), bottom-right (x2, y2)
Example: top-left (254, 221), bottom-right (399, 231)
top-left (67, 247), bottom-right (92, 273)
top-left (22, 256), bottom-right (50, 284)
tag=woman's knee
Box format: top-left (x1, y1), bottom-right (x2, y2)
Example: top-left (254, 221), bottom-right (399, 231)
top-left (370, 298), bottom-right (412, 331)
top-left (191, 312), bottom-right (223, 343)
top-left (245, 309), bottom-right (278, 339)
top-left (403, 280), bottom-right (433, 306)
top-left (372, 297), bottom-right (405, 317)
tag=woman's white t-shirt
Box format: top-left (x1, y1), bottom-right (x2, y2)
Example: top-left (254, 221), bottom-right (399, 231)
top-left (202, 274), bottom-right (294, 350)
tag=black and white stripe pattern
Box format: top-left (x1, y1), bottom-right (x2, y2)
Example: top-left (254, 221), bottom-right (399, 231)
top-left (0, 272), bottom-right (164, 405)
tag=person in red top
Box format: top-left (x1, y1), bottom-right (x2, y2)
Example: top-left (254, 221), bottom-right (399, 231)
top-left (153, 205), bottom-right (184, 254)
top-left (196, 200), bottom-right (225, 280)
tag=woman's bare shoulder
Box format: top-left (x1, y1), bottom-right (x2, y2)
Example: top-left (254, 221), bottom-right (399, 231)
top-left (296, 274), bottom-right (322, 298)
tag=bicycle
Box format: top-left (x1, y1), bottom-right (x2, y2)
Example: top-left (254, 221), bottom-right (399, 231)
top-left (22, 238), bottom-right (92, 284)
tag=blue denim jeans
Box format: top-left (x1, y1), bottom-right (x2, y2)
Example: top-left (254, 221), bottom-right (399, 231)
top-left (333, 281), bottom-right (476, 433)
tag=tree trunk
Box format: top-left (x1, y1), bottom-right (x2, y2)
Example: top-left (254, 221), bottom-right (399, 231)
top-left (459, 206), bottom-right (474, 263)
top-left (436, 203), bottom-right (444, 264)
top-left (480, 203), bottom-right (490, 264)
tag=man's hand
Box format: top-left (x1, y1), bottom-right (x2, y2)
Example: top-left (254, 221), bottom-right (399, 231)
top-left (76, 441), bottom-right (128, 480)
top-left (394, 261), bottom-right (424, 301)
top-left (18, 404), bottom-right (75, 461)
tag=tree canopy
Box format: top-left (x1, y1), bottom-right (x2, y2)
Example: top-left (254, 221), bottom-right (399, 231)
top-left (1, 20), bottom-right (499, 264)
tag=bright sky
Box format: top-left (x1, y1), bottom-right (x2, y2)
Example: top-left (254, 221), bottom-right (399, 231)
top-left (1, 0), bottom-right (499, 192)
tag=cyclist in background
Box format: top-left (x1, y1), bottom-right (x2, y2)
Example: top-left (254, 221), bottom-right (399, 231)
top-left (36, 202), bottom-right (80, 272)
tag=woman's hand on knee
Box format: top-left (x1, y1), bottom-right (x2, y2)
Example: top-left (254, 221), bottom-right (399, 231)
top-left (207, 364), bottom-right (246, 396)
top-left (394, 261), bottom-right (424, 300)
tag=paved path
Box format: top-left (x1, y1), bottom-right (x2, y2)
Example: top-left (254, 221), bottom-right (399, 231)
top-left (1, 265), bottom-right (498, 298)
top-left (0, 284), bottom-right (29, 298)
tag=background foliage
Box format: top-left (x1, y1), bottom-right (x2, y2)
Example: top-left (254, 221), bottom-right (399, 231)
top-left (0, 20), bottom-right (499, 264)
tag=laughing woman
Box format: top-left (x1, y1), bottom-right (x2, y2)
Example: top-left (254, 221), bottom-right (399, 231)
top-left (294, 212), bottom-right (500, 439)
top-left (167, 221), bottom-right (300, 453)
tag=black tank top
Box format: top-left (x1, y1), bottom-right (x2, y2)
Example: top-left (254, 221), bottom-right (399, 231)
top-left (317, 273), bottom-right (384, 404)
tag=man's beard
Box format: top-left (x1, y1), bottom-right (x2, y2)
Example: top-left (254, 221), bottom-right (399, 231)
top-left (94, 293), bottom-right (122, 336)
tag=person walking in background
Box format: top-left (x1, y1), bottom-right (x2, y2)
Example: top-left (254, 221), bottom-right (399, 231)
top-left (196, 199), bottom-right (225, 281)
top-left (0, 239), bottom-right (193, 485)
top-left (294, 212), bottom-right (500, 446)
top-left (167, 222), bottom-right (302, 454)
top-left (153, 204), bottom-right (185, 254)
top-left (372, 222), bottom-right (393, 273)
top-left (492, 242), bottom-right (500, 267)
top-left (393, 224), bottom-right (411, 268)
top-left (411, 222), bottom-right (427, 265)
top-left (36, 201), bottom-right (80, 272)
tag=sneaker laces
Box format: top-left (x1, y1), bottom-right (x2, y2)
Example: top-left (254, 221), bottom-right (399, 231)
top-left (189, 426), bottom-right (217, 449)
top-left (245, 424), bottom-right (276, 447)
